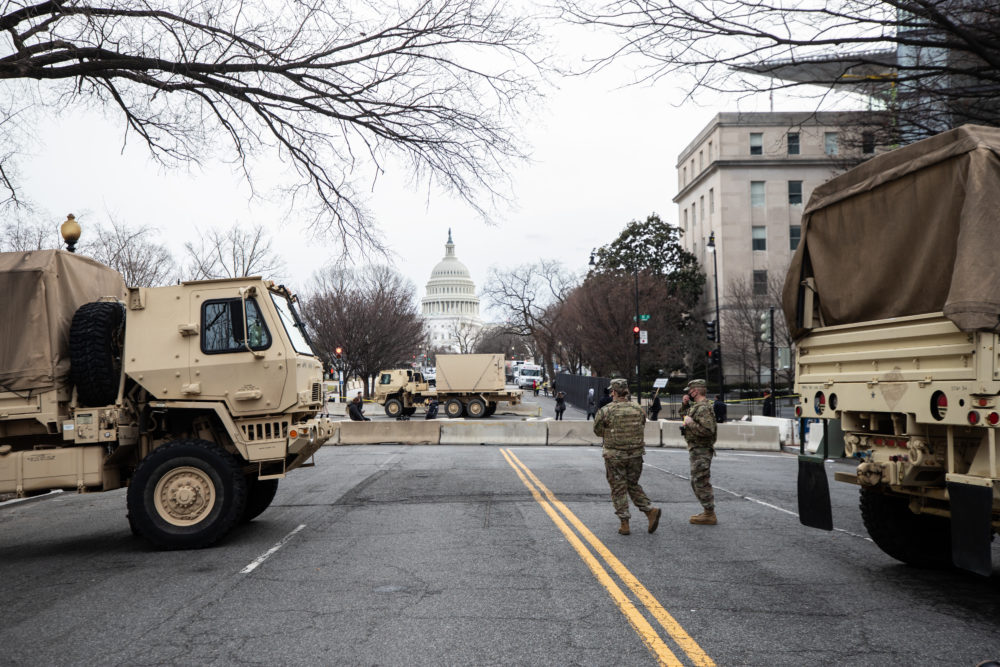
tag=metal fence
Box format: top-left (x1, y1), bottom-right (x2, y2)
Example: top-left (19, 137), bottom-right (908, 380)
top-left (555, 373), bottom-right (610, 414)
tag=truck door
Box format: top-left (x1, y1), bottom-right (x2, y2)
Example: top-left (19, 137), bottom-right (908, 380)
top-left (190, 286), bottom-right (289, 415)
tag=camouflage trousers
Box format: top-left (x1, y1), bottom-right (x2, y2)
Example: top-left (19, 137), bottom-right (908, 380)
top-left (688, 446), bottom-right (715, 511)
top-left (604, 457), bottom-right (652, 520)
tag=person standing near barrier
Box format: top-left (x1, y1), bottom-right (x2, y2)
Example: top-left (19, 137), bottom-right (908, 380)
top-left (680, 379), bottom-right (718, 525)
top-left (649, 389), bottom-right (661, 421)
top-left (713, 394), bottom-right (727, 423)
top-left (593, 378), bottom-right (661, 536)
top-left (762, 389), bottom-right (775, 417)
top-left (554, 391), bottom-right (566, 420)
top-left (586, 388), bottom-right (597, 421)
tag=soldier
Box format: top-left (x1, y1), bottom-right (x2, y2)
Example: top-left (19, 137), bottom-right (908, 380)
top-left (593, 378), bottom-right (662, 536)
top-left (680, 379), bottom-right (718, 525)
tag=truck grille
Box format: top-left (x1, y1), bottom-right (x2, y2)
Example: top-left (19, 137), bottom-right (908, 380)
top-left (311, 382), bottom-right (322, 403)
top-left (241, 420), bottom-right (290, 442)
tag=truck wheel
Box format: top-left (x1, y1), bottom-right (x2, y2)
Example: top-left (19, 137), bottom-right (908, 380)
top-left (466, 398), bottom-right (487, 418)
top-left (241, 477), bottom-right (279, 523)
top-left (860, 488), bottom-right (952, 568)
top-left (444, 398), bottom-right (465, 418)
top-left (485, 402), bottom-right (497, 417)
top-left (127, 439), bottom-right (248, 549)
top-left (384, 398), bottom-right (403, 418)
top-left (69, 301), bottom-right (125, 407)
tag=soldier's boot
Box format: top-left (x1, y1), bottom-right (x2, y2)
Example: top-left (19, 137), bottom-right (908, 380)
top-left (689, 510), bottom-right (717, 525)
top-left (644, 507), bottom-right (661, 534)
top-left (618, 519), bottom-right (630, 535)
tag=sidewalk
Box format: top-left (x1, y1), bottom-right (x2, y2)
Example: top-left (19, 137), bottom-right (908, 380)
top-left (533, 390), bottom-right (590, 421)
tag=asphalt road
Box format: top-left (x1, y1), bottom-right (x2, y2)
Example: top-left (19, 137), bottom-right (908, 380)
top-left (2, 445), bottom-right (1000, 666)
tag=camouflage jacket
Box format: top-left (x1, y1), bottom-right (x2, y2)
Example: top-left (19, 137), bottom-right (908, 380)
top-left (594, 400), bottom-right (646, 460)
top-left (679, 399), bottom-right (717, 449)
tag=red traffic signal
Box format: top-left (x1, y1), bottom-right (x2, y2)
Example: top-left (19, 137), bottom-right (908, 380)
top-left (335, 346), bottom-right (343, 359)
top-left (632, 325), bottom-right (640, 342)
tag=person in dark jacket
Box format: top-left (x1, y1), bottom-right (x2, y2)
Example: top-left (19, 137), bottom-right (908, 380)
top-left (348, 396), bottom-right (370, 421)
top-left (713, 395), bottom-right (727, 423)
top-left (586, 388), bottom-right (597, 421)
top-left (762, 390), bottom-right (776, 417)
top-left (598, 386), bottom-right (613, 410)
top-left (425, 398), bottom-right (439, 420)
top-left (649, 390), bottom-right (661, 421)
top-left (554, 391), bottom-right (566, 420)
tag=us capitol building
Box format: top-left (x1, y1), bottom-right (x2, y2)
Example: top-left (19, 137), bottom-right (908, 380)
top-left (420, 229), bottom-right (483, 351)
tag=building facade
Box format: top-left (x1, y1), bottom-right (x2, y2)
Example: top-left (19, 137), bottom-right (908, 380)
top-left (674, 111), bottom-right (876, 385)
top-left (420, 230), bottom-right (483, 352)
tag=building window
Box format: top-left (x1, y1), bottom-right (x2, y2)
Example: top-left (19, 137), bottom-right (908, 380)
top-left (825, 132), bottom-right (839, 155)
top-left (753, 270), bottom-right (768, 296)
top-left (709, 188), bottom-right (715, 214)
top-left (752, 226), bottom-right (767, 251)
top-left (708, 140), bottom-right (713, 161)
top-left (787, 132), bottom-right (800, 155)
top-left (699, 150), bottom-right (704, 170)
top-left (750, 132), bottom-right (763, 155)
top-left (699, 196), bottom-right (705, 222)
top-left (862, 131), bottom-right (875, 154)
top-left (683, 166), bottom-right (687, 184)
top-left (788, 181), bottom-right (803, 205)
top-left (683, 208), bottom-right (688, 229)
top-left (751, 181), bottom-right (765, 207)
top-left (790, 225), bottom-right (802, 250)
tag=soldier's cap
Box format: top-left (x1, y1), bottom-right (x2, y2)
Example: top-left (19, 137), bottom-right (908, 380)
top-left (685, 378), bottom-right (707, 389)
top-left (610, 378), bottom-right (629, 394)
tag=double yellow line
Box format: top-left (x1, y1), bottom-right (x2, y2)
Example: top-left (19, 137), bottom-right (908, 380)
top-left (500, 448), bottom-right (714, 667)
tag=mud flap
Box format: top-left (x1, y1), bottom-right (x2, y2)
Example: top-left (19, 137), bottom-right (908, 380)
top-left (947, 481), bottom-right (993, 576)
top-left (798, 456), bottom-right (833, 530)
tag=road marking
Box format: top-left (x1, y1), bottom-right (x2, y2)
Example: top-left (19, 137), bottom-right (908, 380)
top-left (643, 462), bottom-right (873, 541)
top-left (504, 450), bottom-right (715, 667)
top-left (240, 524), bottom-right (306, 574)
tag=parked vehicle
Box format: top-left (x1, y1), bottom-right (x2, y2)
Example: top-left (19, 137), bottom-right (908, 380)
top-left (787, 124), bottom-right (1000, 575)
top-left (0, 248), bottom-right (333, 549)
top-left (514, 363), bottom-right (542, 389)
top-left (374, 354), bottom-right (521, 418)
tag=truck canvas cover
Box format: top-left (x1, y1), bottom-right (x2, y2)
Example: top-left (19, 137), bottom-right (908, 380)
top-left (0, 250), bottom-right (127, 394)
top-left (783, 124), bottom-right (1000, 340)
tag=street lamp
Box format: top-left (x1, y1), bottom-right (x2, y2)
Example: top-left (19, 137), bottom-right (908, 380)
top-left (706, 232), bottom-right (725, 398)
top-left (590, 248), bottom-right (642, 406)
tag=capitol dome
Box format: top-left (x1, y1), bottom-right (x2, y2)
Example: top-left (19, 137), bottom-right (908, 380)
top-left (421, 229), bottom-right (482, 351)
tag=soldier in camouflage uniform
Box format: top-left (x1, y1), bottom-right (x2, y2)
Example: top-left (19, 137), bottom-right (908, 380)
top-left (593, 378), bottom-right (662, 536)
top-left (679, 378), bottom-right (718, 525)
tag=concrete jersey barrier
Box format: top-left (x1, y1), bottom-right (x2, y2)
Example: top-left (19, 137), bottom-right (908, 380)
top-left (336, 420), bottom-right (441, 445)
top-left (441, 421), bottom-right (547, 446)
top-left (659, 420), bottom-right (779, 451)
top-left (546, 420), bottom-right (603, 446)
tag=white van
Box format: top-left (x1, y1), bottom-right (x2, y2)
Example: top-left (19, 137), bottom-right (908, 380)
top-left (514, 363), bottom-right (543, 389)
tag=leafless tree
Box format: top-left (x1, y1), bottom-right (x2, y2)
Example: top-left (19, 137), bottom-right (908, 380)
top-left (481, 260), bottom-right (577, 380)
top-left (0, 1), bottom-right (546, 249)
top-left (299, 264), bottom-right (425, 397)
top-left (0, 212), bottom-right (59, 251)
top-left (448, 321), bottom-right (484, 354)
top-left (561, 1), bottom-right (1000, 142)
top-left (184, 223), bottom-right (284, 280)
top-left (474, 325), bottom-right (532, 357)
top-left (83, 218), bottom-right (177, 286)
top-left (723, 272), bottom-right (793, 389)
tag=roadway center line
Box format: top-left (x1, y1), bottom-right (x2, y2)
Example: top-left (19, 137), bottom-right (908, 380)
top-left (505, 450), bottom-right (715, 667)
top-left (240, 524), bottom-right (306, 574)
top-left (499, 449), bottom-right (685, 667)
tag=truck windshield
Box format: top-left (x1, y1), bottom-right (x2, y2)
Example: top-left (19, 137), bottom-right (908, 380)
top-left (521, 369), bottom-right (541, 378)
top-left (270, 292), bottom-right (315, 356)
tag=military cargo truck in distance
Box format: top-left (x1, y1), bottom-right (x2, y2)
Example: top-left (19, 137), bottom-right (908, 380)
top-left (785, 125), bottom-right (1000, 575)
top-left (0, 249), bottom-right (334, 549)
top-left (374, 353), bottom-right (522, 418)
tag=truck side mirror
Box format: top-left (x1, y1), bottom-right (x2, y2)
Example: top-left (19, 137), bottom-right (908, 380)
top-left (229, 300), bottom-right (246, 343)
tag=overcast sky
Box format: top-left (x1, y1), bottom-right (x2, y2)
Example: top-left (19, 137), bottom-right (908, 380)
top-left (17, 16), bottom-right (803, 321)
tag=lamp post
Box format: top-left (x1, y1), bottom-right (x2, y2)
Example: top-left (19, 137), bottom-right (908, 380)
top-left (60, 214), bottom-right (81, 252)
top-left (590, 248), bottom-right (642, 406)
top-left (706, 232), bottom-right (725, 398)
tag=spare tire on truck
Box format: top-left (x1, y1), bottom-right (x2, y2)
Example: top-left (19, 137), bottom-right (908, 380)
top-left (69, 301), bottom-right (126, 407)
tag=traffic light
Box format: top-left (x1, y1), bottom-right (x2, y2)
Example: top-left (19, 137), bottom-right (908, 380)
top-left (760, 311), bottom-right (772, 343)
top-left (705, 319), bottom-right (716, 341)
top-left (707, 348), bottom-right (721, 365)
top-left (335, 346), bottom-right (343, 359)
top-left (632, 325), bottom-right (640, 342)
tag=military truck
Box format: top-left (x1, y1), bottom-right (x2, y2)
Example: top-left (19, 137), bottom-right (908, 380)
top-left (785, 125), bottom-right (1000, 575)
top-left (374, 353), bottom-right (521, 418)
top-left (0, 247), bottom-right (333, 549)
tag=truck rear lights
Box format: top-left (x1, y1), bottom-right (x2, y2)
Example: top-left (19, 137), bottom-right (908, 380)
top-left (989, 412), bottom-right (1000, 426)
top-left (968, 411), bottom-right (980, 425)
top-left (814, 391), bottom-right (826, 415)
top-left (930, 391), bottom-right (948, 421)
top-left (873, 437), bottom-right (884, 446)
top-left (795, 405), bottom-right (802, 417)
top-left (289, 429), bottom-right (299, 438)
top-left (978, 398), bottom-right (989, 407)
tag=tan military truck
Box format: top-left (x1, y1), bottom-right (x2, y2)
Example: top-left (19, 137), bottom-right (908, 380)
top-left (374, 353), bottom-right (522, 418)
top-left (0, 248), bottom-right (333, 549)
top-left (785, 124), bottom-right (1000, 575)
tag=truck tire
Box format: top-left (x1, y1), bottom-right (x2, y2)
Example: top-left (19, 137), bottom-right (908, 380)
top-left (384, 398), bottom-right (404, 418)
top-left (444, 398), bottom-right (465, 418)
top-left (127, 439), bottom-right (248, 550)
top-left (241, 477), bottom-right (279, 523)
top-left (69, 301), bottom-right (125, 407)
top-left (485, 402), bottom-right (497, 417)
top-left (466, 398), bottom-right (487, 418)
top-left (860, 488), bottom-right (952, 568)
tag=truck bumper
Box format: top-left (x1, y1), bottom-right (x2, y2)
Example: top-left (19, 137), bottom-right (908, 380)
top-left (286, 417), bottom-right (335, 470)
